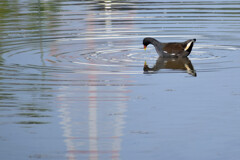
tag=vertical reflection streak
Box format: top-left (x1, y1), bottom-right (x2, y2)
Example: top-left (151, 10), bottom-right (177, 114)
top-left (88, 85), bottom-right (98, 160)
top-left (104, 0), bottom-right (113, 49)
top-left (57, 1), bottom-right (130, 159)
top-left (58, 88), bottom-right (76, 160)
top-left (111, 86), bottom-right (127, 160)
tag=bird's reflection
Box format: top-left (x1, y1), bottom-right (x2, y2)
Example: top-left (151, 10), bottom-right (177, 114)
top-left (143, 57), bottom-right (197, 77)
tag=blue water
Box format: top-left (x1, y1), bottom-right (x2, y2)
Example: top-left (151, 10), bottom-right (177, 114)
top-left (1, 0), bottom-right (240, 159)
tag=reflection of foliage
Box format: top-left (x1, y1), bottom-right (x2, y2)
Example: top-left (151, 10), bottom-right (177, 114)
top-left (0, 0), bottom-right (62, 61)
top-left (0, 1), bottom-right (61, 42)
top-left (18, 105), bottom-right (51, 116)
top-left (16, 121), bottom-right (49, 124)
top-left (16, 106), bottom-right (51, 125)
top-left (0, 0), bottom-right (19, 56)
top-left (26, 0), bottom-right (62, 30)
top-left (0, 0), bottom-right (19, 20)
top-left (18, 113), bottom-right (51, 118)
top-left (0, 0), bottom-right (20, 38)
top-left (29, 0), bottom-right (61, 13)
top-left (0, 91), bottom-right (15, 101)
top-left (20, 106), bottom-right (51, 112)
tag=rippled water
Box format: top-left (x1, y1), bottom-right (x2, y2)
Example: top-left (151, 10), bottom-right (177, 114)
top-left (1, 0), bottom-right (240, 160)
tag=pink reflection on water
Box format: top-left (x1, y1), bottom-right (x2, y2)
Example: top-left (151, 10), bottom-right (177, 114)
top-left (53, 1), bottom-right (136, 159)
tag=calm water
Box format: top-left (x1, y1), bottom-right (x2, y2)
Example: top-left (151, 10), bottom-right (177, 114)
top-left (1, 0), bottom-right (240, 159)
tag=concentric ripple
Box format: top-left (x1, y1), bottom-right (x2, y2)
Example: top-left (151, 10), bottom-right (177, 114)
top-left (1, 0), bottom-right (240, 75)
top-left (44, 36), bottom-right (240, 75)
top-left (0, 1), bottom-right (240, 114)
top-left (1, 1), bottom-right (240, 159)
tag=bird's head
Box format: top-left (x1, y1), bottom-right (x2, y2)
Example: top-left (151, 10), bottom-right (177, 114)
top-left (143, 38), bottom-right (152, 50)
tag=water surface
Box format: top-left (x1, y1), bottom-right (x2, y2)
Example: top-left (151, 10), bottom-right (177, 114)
top-left (1, 0), bottom-right (240, 160)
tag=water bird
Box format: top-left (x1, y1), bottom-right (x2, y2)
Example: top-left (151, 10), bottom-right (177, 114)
top-left (143, 38), bottom-right (196, 57)
top-left (144, 57), bottom-right (196, 77)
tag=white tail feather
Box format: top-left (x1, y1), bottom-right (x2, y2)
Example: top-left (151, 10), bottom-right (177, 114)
top-left (184, 41), bottom-right (193, 51)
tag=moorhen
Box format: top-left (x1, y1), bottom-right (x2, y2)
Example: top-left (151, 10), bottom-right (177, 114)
top-left (143, 57), bottom-right (197, 77)
top-left (143, 38), bottom-right (196, 57)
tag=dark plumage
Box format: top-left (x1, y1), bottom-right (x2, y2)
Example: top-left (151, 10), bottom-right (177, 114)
top-left (143, 37), bottom-right (196, 57)
top-left (143, 57), bottom-right (197, 77)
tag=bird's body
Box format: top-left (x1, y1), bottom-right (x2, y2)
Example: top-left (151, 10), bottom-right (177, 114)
top-left (143, 37), bottom-right (196, 57)
top-left (143, 57), bottom-right (197, 77)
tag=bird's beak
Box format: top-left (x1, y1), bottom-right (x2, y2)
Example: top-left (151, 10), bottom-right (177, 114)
top-left (144, 45), bottom-right (147, 50)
